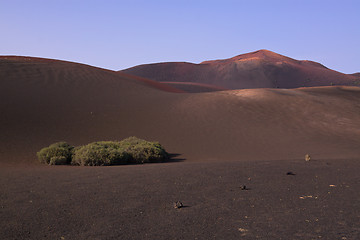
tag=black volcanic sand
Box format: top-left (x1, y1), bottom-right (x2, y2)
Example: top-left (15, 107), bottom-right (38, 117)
top-left (1, 158), bottom-right (359, 240)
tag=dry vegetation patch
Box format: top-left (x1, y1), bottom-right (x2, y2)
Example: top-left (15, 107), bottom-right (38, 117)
top-left (37, 137), bottom-right (169, 166)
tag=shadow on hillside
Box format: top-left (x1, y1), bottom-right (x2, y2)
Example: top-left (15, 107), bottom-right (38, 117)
top-left (166, 153), bottom-right (186, 163)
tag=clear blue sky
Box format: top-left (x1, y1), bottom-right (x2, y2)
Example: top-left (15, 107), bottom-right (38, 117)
top-left (1, 0), bottom-right (359, 73)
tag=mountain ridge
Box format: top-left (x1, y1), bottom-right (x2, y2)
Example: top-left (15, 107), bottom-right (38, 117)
top-left (121, 50), bottom-right (359, 92)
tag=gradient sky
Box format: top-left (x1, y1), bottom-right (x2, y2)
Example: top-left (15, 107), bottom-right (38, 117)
top-left (1, 0), bottom-right (359, 73)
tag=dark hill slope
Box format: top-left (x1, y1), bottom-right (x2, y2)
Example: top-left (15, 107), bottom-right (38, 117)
top-left (1, 56), bottom-right (360, 164)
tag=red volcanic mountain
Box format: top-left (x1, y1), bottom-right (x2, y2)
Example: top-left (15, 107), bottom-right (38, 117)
top-left (121, 50), bottom-right (360, 92)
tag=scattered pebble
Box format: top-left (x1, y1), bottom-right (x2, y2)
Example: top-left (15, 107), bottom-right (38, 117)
top-left (299, 195), bottom-right (318, 199)
top-left (173, 201), bottom-right (183, 209)
top-left (286, 171), bottom-right (296, 175)
top-left (240, 185), bottom-right (248, 190)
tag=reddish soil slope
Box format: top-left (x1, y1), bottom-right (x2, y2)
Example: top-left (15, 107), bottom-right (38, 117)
top-left (0, 56), bottom-right (182, 163)
top-left (162, 81), bottom-right (229, 92)
top-left (1, 56), bottom-right (360, 164)
top-left (122, 50), bottom-right (360, 91)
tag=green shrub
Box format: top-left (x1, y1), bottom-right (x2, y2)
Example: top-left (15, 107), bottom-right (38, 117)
top-left (72, 141), bottom-right (130, 166)
top-left (49, 156), bottom-right (68, 165)
top-left (120, 137), bottom-right (169, 164)
top-left (37, 142), bottom-right (74, 165)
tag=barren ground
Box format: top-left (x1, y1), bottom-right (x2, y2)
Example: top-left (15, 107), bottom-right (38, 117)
top-left (1, 56), bottom-right (359, 239)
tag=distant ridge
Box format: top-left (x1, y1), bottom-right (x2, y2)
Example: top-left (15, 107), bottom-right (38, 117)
top-left (121, 50), bottom-right (360, 92)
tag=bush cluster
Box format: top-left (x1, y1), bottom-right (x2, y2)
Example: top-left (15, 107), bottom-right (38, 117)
top-left (37, 137), bottom-right (169, 166)
top-left (37, 142), bottom-right (74, 165)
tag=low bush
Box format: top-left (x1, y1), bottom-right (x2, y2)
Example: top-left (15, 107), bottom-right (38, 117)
top-left (37, 142), bottom-right (74, 165)
top-left (49, 156), bottom-right (68, 165)
top-left (120, 137), bottom-right (169, 164)
top-left (72, 141), bottom-right (130, 166)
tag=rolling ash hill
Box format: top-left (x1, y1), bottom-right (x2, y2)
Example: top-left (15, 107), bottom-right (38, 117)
top-left (1, 56), bottom-right (360, 163)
